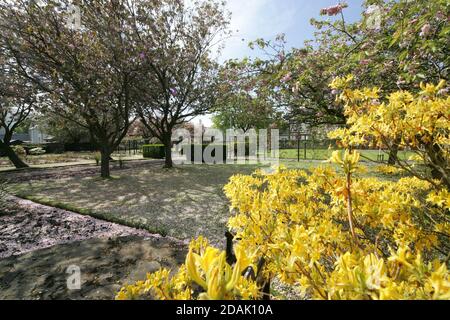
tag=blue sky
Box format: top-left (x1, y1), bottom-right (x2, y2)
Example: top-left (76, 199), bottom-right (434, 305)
top-left (219, 0), bottom-right (366, 61)
top-left (199, 0), bottom-right (366, 126)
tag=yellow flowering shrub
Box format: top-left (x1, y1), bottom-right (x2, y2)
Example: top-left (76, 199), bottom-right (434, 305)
top-left (328, 77), bottom-right (449, 188)
top-left (116, 79), bottom-right (449, 300)
top-left (376, 165), bottom-right (405, 176)
top-left (223, 151), bottom-right (449, 299)
top-left (116, 236), bottom-right (260, 300)
top-left (117, 150), bottom-right (449, 300)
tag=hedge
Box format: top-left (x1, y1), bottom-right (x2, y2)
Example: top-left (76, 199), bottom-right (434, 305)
top-left (64, 142), bottom-right (97, 152)
top-left (183, 143), bottom-right (256, 163)
top-left (184, 144), bottom-right (227, 163)
top-left (23, 143), bottom-right (64, 155)
top-left (143, 144), bottom-right (165, 159)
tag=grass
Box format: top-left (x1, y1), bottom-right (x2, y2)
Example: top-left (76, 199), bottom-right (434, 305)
top-left (8, 161), bottom-right (407, 244)
top-left (277, 148), bottom-right (415, 162)
top-left (0, 151), bottom-right (144, 168)
top-left (0, 151), bottom-right (94, 167)
top-left (15, 194), bottom-right (168, 236)
top-left (9, 164), bottom-right (274, 244)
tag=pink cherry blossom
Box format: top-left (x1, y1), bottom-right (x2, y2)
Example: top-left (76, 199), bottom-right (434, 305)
top-left (360, 59), bottom-right (370, 66)
top-left (420, 23), bottom-right (431, 37)
top-left (436, 11), bottom-right (445, 20)
top-left (396, 79), bottom-right (406, 87)
top-left (438, 88), bottom-right (449, 95)
top-left (320, 3), bottom-right (348, 16)
top-left (281, 72), bottom-right (292, 83)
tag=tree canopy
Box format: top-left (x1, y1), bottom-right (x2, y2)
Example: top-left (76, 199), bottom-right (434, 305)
top-left (134, 0), bottom-right (230, 167)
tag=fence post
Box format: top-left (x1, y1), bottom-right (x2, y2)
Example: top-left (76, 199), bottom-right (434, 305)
top-left (304, 140), bottom-right (307, 160)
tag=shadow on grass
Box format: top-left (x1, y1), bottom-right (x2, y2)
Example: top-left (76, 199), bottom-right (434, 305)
top-left (10, 164), bottom-right (270, 244)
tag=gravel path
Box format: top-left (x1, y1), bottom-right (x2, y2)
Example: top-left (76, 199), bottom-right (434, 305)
top-left (0, 236), bottom-right (187, 299)
top-left (0, 195), bottom-right (187, 299)
top-left (0, 195), bottom-right (185, 259)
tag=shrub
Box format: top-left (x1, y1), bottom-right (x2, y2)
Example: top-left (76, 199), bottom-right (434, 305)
top-left (223, 150), bottom-right (449, 299)
top-left (28, 147), bottom-right (46, 155)
top-left (142, 144), bottom-right (165, 159)
top-left (118, 150), bottom-right (449, 300)
top-left (93, 152), bottom-right (101, 166)
top-left (328, 77), bottom-right (449, 188)
top-left (184, 144), bottom-right (228, 163)
top-left (116, 236), bottom-right (260, 300)
top-left (183, 143), bottom-right (256, 163)
top-left (42, 143), bottom-right (65, 154)
top-left (12, 145), bottom-right (26, 157)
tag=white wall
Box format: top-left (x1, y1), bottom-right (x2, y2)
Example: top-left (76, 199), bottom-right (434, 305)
top-left (29, 126), bottom-right (48, 144)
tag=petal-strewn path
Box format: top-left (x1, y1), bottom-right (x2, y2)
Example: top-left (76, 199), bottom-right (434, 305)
top-left (0, 195), bottom-right (186, 299)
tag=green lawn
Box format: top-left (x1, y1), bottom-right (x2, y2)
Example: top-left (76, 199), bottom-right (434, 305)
top-left (276, 148), bottom-right (414, 162)
top-left (9, 164), bottom-right (270, 244)
top-left (8, 161), bottom-right (405, 244)
top-left (0, 151), bottom-right (143, 169)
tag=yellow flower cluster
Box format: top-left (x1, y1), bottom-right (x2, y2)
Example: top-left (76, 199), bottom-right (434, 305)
top-left (117, 78), bottom-right (448, 300)
top-left (185, 237), bottom-right (259, 300)
top-left (223, 152), bottom-right (449, 299)
top-left (376, 165), bottom-right (405, 176)
top-left (329, 78), bottom-right (449, 149)
top-left (116, 266), bottom-right (191, 300)
top-left (117, 150), bottom-right (449, 300)
top-left (327, 248), bottom-right (450, 299)
top-left (427, 189), bottom-right (450, 211)
top-left (330, 150), bottom-right (360, 174)
top-left (116, 236), bottom-right (260, 300)
top-left (328, 76), bottom-right (449, 187)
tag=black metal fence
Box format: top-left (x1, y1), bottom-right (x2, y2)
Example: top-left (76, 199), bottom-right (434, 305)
top-left (115, 139), bottom-right (146, 155)
top-left (279, 139), bottom-right (390, 163)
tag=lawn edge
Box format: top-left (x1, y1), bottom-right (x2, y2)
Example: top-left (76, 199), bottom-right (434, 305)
top-left (13, 193), bottom-right (170, 237)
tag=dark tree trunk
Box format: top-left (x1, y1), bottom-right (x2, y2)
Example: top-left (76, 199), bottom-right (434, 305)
top-left (163, 133), bottom-right (173, 168)
top-left (100, 149), bottom-right (111, 178)
top-left (0, 141), bottom-right (28, 169)
top-left (388, 138), bottom-right (401, 165)
top-left (426, 143), bottom-right (449, 187)
top-left (387, 148), bottom-right (398, 165)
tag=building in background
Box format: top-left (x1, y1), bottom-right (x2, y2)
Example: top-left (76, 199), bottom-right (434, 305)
top-left (0, 124), bottom-right (50, 144)
top-left (29, 125), bottom-right (52, 144)
top-left (0, 127), bottom-right (30, 143)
